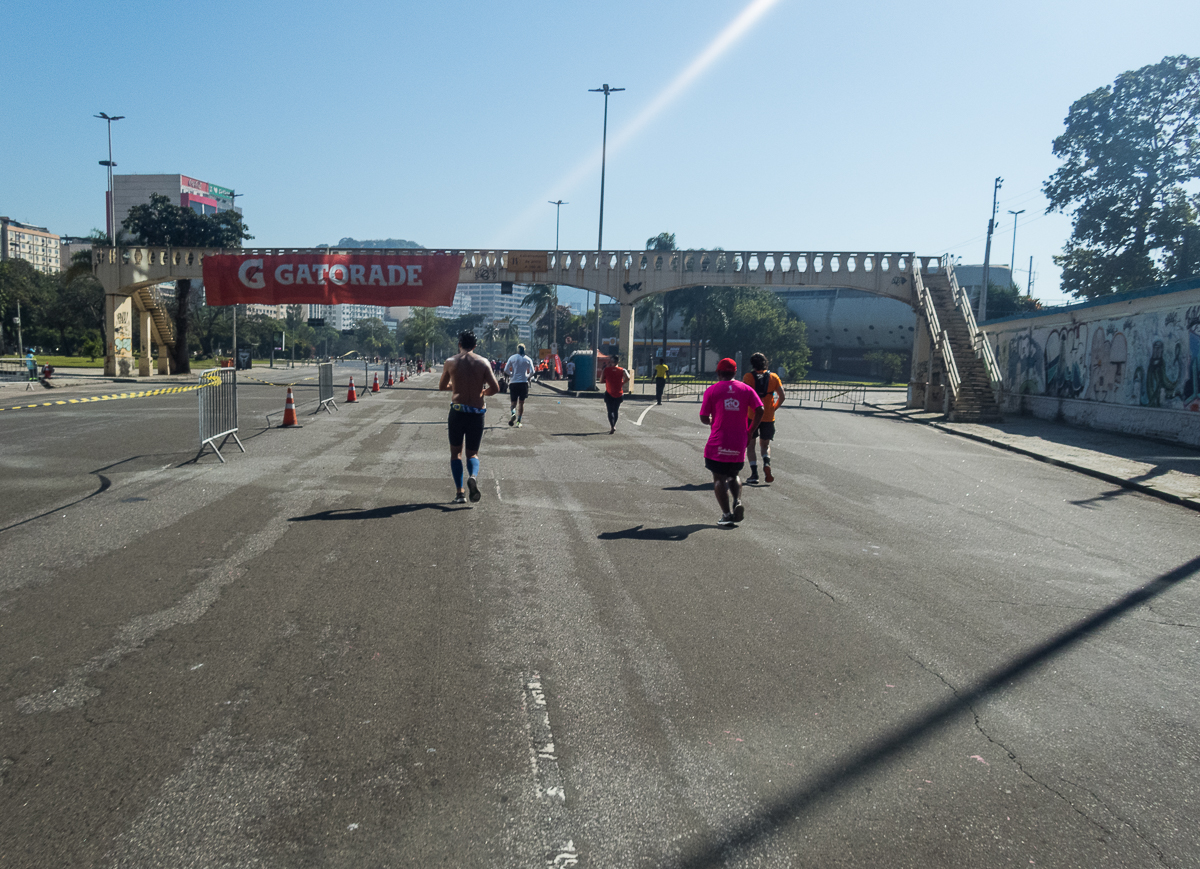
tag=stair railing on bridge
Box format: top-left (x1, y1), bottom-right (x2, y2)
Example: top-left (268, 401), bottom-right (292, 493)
top-left (942, 256), bottom-right (1002, 387)
top-left (912, 264), bottom-right (960, 409)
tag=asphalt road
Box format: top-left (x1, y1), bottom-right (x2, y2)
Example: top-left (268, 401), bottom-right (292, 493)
top-left (1, 369), bottom-right (1198, 868)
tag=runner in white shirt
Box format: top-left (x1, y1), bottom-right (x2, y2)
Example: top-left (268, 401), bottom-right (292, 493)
top-left (504, 344), bottom-right (537, 427)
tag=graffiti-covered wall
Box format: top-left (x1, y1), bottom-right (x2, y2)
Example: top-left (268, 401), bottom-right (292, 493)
top-left (982, 279), bottom-right (1200, 446)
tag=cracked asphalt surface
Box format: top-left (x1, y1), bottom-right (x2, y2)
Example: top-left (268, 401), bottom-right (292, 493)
top-left (1, 366), bottom-right (1199, 867)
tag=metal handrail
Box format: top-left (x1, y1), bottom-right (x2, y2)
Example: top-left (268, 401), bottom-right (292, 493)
top-left (912, 265), bottom-right (960, 401)
top-left (942, 256), bottom-right (1002, 387)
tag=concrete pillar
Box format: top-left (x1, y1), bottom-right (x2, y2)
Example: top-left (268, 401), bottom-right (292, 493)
top-left (105, 294), bottom-right (134, 378)
top-left (908, 314), bottom-right (933, 409)
top-left (157, 340), bottom-right (171, 375)
top-left (139, 309), bottom-right (152, 377)
top-left (618, 301), bottom-right (636, 380)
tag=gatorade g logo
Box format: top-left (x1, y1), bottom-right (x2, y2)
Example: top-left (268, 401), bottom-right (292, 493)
top-left (238, 258), bottom-right (265, 289)
top-left (724, 397), bottom-right (741, 411)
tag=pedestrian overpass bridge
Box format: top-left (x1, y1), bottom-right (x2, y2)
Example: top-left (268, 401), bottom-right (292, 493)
top-left (93, 247), bottom-right (1003, 420)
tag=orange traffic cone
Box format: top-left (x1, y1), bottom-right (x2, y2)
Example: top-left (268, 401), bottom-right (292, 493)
top-left (387, 373), bottom-right (394, 387)
top-left (372, 372), bottom-right (380, 393)
top-left (347, 378), bottom-right (358, 402)
top-left (280, 387), bottom-right (299, 427)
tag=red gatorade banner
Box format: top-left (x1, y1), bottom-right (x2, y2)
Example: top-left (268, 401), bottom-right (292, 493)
top-left (201, 253), bottom-right (460, 307)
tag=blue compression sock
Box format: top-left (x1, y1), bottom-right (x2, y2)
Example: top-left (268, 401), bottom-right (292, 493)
top-left (451, 458), bottom-right (464, 489)
top-left (466, 456), bottom-right (480, 478)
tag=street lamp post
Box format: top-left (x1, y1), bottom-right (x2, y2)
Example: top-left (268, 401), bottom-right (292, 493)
top-left (589, 83), bottom-right (623, 386)
top-left (548, 199), bottom-right (567, 371)
top-left (1008, 209), bottom-right (1026, 293)
top-left (94, 113), bottom-right (124, 243)
top-left (228, 190), bottom-right (244, 366)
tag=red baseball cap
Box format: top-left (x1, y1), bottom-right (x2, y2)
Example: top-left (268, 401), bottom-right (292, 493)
top-left (716, 358), bottom-right (737, 373)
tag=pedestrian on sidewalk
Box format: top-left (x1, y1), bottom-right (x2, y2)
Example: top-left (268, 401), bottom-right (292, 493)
top-left (700, 357), bottom-right (764, 526)
top-left (504, 344), bottom-right (536, 427)
top-left (744, 353), bottom-right (786, 484)
top-left (654, 359), bottom-right (669, 405)
top-left (602, 356), bottom-right (630, 433)
top-left (439, 331), bottom-right (501, 504)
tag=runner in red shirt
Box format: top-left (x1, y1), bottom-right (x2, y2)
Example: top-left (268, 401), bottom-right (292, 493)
top-left (602, 357), bottom-right (630, 434)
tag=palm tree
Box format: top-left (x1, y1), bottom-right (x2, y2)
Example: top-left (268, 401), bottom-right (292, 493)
top-left (520, 284), bottom-right (556, 350)
top-left (636, 296), bottom-right (662, 369)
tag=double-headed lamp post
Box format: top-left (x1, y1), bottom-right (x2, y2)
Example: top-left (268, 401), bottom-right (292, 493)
top-left (548, 199), bottom-right (567, 366)
top-left (589, 83), bottom-right (623, 386)
top-left (94, 112), bottom-right (124, 243)
top-left (1008, 209), bottom-right (1026, 293)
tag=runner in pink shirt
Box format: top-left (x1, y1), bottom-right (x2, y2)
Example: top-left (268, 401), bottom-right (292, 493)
top-left (699, 358), bottom-right (764, 527)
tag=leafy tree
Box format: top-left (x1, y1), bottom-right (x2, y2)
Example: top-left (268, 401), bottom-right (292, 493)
top-left (1045, 55), bottom-right (1200, 298)
top-left (985, 281), bottom-right (1043, 318)
top-left (863, 351), bottom-right (908, 383)
top-left (708, 290), bottom-right (810, 380)
top-left (402, 308), bottom-right (447, 358)
top-left (121, 193), bottom-right (253, 373)
top-left (0, 259), bottom-right (56, 354)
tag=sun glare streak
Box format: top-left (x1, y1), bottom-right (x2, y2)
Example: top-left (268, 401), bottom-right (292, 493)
top-left (488, 0), bottom-right (785, 248)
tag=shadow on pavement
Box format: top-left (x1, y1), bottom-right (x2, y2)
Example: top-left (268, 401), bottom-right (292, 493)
top-left (598, 523), bottom-right (715, 541)
top-left (289, 503), bottom-right (470, 521)
top-left (550, 432), bottom-right (608, 437)
top-left (662, 483), bottom-right (713, 491)
top-left (666, 552), bottom-right (1200, 868)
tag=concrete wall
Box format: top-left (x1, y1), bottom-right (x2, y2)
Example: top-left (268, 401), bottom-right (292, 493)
top-left (981, 278), bottom-right (1200, 446)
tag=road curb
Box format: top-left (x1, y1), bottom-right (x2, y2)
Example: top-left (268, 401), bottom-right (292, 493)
top-left (865, 403), bottom-right (1200, 514)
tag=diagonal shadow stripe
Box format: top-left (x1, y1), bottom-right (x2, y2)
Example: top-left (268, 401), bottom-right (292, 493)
top-left (671, 552), bottom-right (1200, 868)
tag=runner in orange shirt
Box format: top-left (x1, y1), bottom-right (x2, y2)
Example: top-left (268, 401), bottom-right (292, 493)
top-left (743, 352), bottom-right (786, 483)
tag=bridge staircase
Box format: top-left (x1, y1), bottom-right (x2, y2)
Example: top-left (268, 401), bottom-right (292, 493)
top-left (913, 258), bottom-right (1003, 422)
top-left (132, 285), bottom-right (176, 356)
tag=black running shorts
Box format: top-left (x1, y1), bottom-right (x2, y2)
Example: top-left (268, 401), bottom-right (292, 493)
top-left (509, 382), bottom-right (529, 401)
top-left (705, 457), bottom-right (744, 477)
top-left (448, 408), bottom-right (485, 452)
top-left (748, 420), bottom-right (776, 442)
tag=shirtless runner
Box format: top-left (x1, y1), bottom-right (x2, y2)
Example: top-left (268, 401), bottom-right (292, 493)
top-left (438, 331), bottom-right (501, 504)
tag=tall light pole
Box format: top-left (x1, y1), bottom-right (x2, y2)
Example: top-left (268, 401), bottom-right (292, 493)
top-left (94, 112), bottom-right (124, 243)
top-left (1008, 209), bottom-right (1025, 293)
top-left (979, 176), bottom-right (1002, 322)
top-left (548, 199), bottom-right (567, 368)
top-left (589, 83), bottom-right (623, 386)
top-left (228, 190), bottom-right (244, 364)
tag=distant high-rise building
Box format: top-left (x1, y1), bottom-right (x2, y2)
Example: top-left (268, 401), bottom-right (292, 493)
top-left (436, 288), bottom-right (474, 319)
top-left (308, 303), bottom-right (389, 330)
top-left (460, 283), bottom-right (533, 340)
top-left (112, 174), bottom-right (241, 240)
top-left (0, 217), bottom-right (60, 273)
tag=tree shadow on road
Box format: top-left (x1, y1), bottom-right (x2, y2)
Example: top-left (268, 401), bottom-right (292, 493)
top-left (665, 551), bottom-right (1200, 868)
top-left (289, 503), bottom-right (470, 522)
top-left (597, 523), bottom-right (716, 541)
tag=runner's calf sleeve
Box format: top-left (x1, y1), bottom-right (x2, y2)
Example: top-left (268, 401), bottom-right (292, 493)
top-left (451, 458), bottom-right (464, 488)
top-left (466, 456), bottom-right (480, 478)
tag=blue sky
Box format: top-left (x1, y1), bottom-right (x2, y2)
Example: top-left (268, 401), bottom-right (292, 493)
top-left (2, 0), bottom-right (1198, 307)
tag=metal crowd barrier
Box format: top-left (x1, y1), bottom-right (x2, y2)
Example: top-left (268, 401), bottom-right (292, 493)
top-left (317, 362), bottom-right (337, 413)
top-left (198, 368), bottom-right (245, 462)
top-left (662, 376), bottom-right (867, 409)
top-left (1, 357), bottom-right (36, 383)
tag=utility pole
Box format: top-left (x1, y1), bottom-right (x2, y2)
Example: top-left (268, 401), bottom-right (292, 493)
top-left (590, 83), bottom-right (623, 387)
top-left (549, 199), bottom-right (567, 366)
top-left (979, 176), bottom-right (1003, 322)
top-left (1008, 209), bottom-right (1025, 293)
top-left (1028, 255), bottom-right (1035, 298)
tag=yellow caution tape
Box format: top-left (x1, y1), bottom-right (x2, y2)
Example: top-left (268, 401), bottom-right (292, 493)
top-left (0, 376), bottom-right (220, 413)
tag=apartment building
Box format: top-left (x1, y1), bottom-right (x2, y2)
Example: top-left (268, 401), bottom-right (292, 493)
top-left (0, 217), bottom-right (61, 273)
